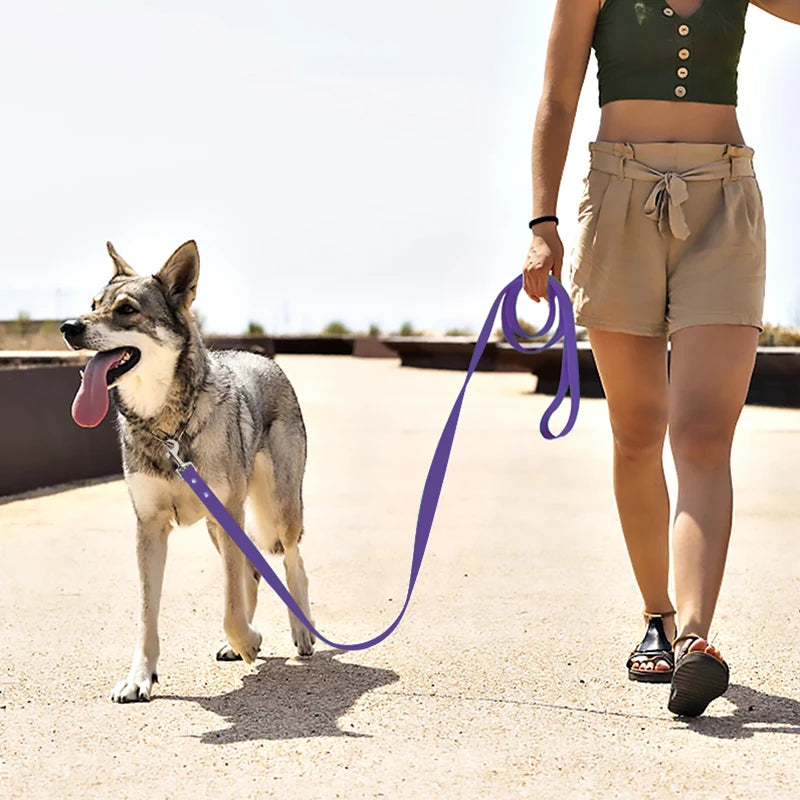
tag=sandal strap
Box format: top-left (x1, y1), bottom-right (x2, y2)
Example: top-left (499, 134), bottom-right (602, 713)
top-left (672, 633), bottom-right (728, 670)
top-left (673, 633), bottom-right (702, 650)
top-left (673, 633), bottom-right (707, 659)
top-left (627, 649), bottom-right (674, 669)
top-left (643, 608), bottom-right (676, 621)
top-left (636, 615), bottom-right (674, 655)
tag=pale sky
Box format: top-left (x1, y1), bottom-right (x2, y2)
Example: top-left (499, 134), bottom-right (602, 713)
top-left (1, 1), bottom-right (798, 335)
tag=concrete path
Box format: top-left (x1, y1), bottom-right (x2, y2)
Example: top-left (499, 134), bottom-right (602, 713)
top-left (2, 355), bottom-right (799, 799)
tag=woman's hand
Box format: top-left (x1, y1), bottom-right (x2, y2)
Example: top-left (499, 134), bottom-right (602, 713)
top-left (523, 224), bottom-right (564, 303)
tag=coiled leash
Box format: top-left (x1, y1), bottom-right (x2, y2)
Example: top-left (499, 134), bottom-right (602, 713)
top-left (165, 273), bottom-right (581, 651)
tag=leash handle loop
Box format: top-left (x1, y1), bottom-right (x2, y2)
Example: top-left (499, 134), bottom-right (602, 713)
top-left (172, 274), bottom-right (580, 651)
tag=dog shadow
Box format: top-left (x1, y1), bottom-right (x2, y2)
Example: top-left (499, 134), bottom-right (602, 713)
top-left (159, 648), bottom-right (399, 744)
top-left (675, 683), bottom-right (800, 739)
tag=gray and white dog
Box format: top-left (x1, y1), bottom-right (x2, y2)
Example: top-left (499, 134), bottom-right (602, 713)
top-left (60, 240), bottom-right (315, 703)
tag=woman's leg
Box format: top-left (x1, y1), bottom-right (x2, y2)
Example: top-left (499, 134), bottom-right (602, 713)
top-left (667, 323), bottom-right (760, 659)
top-left (586, 328), bottom-right (676, 663)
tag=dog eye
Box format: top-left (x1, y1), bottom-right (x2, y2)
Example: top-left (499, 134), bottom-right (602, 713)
top-left (117, 303), bottom-right (138, 315)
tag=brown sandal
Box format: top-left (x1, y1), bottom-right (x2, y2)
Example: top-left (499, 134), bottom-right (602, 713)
top-left (626, 609), bottom-right (676, 684)
top-left (668, 633), bottom-right (729, 716)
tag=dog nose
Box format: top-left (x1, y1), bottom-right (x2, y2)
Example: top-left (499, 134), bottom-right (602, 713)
top-left (60, 319), bottom-right (86, 336)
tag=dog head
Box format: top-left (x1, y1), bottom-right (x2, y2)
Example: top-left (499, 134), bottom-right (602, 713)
top-left (62, 240), bottom-right (200, 427)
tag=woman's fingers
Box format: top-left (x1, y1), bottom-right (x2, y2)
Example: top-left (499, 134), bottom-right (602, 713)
top-left (523, 231), bottom-right (563, 302)
top-left (522, 236), bottom-right (561, 303)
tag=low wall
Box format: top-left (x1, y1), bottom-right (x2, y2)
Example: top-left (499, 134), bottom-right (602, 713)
top-left (3, 339), bottom-right (798, 499)
top-left (381, 339), bottom-right (800, 407)
top-left (0, 362), bottom-right (122, 498)
top-left (0, 337), bottom-right (397, 498)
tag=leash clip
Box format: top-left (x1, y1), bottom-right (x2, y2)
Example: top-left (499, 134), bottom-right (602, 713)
top-left (164, 438), bottom-right (192, 475)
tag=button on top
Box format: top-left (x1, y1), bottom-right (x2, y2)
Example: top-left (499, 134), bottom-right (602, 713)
top-left (663, 6), bottom-right (675, 15)
top-left (678, 48), bottom-right (690, 59)
top-left (678, 24), bottom-right (690, 35)
top-left (674, 86), bottom-right (687, 98)
top-left (677, 66), bottom-right (689, 78)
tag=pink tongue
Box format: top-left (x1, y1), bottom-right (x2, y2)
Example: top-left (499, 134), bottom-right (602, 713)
top-left (71, 350), bottom-right (126, 428)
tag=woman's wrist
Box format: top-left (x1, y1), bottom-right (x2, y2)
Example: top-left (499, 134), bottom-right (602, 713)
top-left (529, 215), bottom-right (559, 231)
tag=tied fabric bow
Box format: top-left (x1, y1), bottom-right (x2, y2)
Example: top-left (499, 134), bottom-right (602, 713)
top-left (643, 170), bottom-right (692, 240)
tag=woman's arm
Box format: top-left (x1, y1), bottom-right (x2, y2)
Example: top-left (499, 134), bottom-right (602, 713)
top-left (532, 0), bottom-right (599, 221)
top-left (749, 0), bottom-right (800, 24)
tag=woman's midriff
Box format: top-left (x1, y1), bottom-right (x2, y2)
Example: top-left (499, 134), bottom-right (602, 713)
top-left (596, 99), bottom-right (747, 146)
top-left (594, 0), bottom-right (746, 145)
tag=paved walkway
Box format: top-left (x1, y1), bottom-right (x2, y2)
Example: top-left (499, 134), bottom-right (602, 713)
top-left (2, 355), bottom-right (799, 799)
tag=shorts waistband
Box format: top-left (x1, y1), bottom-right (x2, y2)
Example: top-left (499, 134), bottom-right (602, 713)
top-left (588, 141), bottom-right (755, 179)
top-left (586, 141), bottom-right (755, 240)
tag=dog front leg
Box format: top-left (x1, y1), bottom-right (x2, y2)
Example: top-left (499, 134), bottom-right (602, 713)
top-left (111, 513), bottom-right (171, 702)
top-left (210, 515), bottom-right (263, 664)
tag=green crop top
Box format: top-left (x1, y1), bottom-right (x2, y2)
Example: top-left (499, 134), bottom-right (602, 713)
top-left (593, 0), bottom-right (750, 106)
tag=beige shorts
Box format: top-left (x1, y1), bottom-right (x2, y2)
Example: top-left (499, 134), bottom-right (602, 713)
top-left (568, 140), bottom-right (767, 338)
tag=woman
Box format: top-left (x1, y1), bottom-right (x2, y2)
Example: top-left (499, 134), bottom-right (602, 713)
top-left (524, 0), bottom-right (796, 717)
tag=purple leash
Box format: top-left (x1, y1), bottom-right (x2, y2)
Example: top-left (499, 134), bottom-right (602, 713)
top-left (165, 274), bottom-right (580, 651)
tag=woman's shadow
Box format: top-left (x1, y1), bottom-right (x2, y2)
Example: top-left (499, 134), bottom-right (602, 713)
top-left (676, 683), bottom-right (800, 739)
top-left (158, 648), bottom-right (399, 744)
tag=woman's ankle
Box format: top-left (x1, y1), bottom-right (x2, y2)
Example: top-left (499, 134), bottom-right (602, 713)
top-left (642, 606), bottom-right (677, 642)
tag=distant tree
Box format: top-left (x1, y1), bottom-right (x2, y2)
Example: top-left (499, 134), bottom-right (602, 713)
top-left (247, 321), bottom-right (265, 335)
top-left (397, 321), bottom-right (419, 336)
top-left (14, 310), bottom-right (33, 336)
top-left (322, 320), bottom-right (350, 336)
top-left (368, 323), bottom-right (382, 337)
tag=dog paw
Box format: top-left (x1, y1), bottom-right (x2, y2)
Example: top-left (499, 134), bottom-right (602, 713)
top-left (293, 624), bottom-right (316, 658)
top-left (220, 627), bottom-right (262, 664)
top-left (111, 671), bottom-right (158, 703)
top-left (215, 641), bottom-right (243, 661)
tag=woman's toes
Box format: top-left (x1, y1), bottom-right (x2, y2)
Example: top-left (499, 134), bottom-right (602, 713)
top-left (706, 644), bottom-right (723, 662)
top-left (682, 638), bottom-right (724, 663)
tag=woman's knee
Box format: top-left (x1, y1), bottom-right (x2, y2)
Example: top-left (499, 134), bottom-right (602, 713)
top-left (610, 406), bottom-right (668, 459)
top-left (669, 417), bottom-right (733, 467)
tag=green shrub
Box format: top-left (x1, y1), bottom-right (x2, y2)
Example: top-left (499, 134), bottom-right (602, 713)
top-left (397, 321), bottom-right (420, 337)
top-left (247, 321), bottom-right (265, 335)
top-left (445, 327), bottom-right (474, 336)
top-left (368, 323), bottom-right (382, 337)
top-left (322, 320), bottom-right (350, 336)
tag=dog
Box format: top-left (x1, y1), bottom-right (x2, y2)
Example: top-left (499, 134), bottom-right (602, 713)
top-left (60, 240), bottom-right (315, 702)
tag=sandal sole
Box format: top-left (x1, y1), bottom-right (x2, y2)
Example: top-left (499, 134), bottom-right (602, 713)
top-left (668, 652), bottom-right (729, 717)
top-left (628, 668), bottom-right (673, 684)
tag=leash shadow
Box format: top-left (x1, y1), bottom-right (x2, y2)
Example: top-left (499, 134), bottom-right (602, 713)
top-left (158, 648), bottom-right (399, 744)
top-left (675, 682), bottom-right (800, 739)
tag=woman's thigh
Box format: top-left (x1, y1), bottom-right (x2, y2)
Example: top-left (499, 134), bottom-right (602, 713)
top-left (668, 324), bottom-right (759, 463)
top-left (587, 328), bottom-right (669, 453)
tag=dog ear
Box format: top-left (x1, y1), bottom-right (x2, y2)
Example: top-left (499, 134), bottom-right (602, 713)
top-left (106, 242), bottom-right (138, 277)
top-left (156, 240), bottom-right (200, 311)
